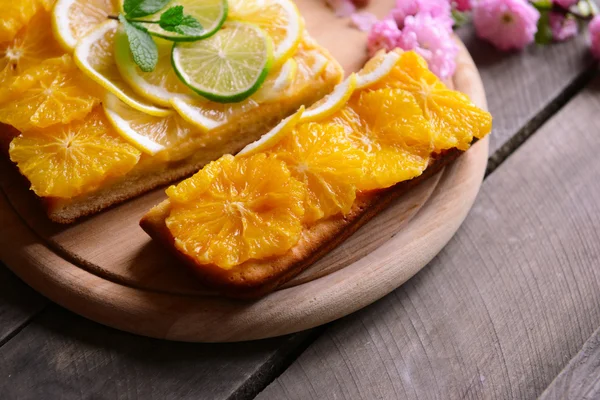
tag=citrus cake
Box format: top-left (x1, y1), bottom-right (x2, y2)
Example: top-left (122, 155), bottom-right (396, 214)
top-left (0, 0), bottom-right (343, 223)
top-left (141, 50), bottom-right (493, 298)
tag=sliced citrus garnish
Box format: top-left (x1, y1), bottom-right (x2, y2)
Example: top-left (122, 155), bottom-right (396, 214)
top-left (356, 49), bottom-right (401, 89)
top-left (0, 0), bottom-right (45, 43)
top-left (299, 73), bottom-right (357, 123)
top-left (374, 51), bottom-right (492, 152)
top-left (252, 57), bottom-right (298, 103)
top-left (103, 93), bottom-right (203, 160)
top-left (74, 20), bottom-right (171, 117)
top-left (52, 0), bottom-right (118, 51)
top-left (170, 96), bottom-right (259, 131)
top-left (238, 106), bottom-right (304, 156)
top-left (115, 31), bottom-right (194, 107)
top-left (172, 22), bottom-right (274, 103)
top-left (0, 10), bottom-right (64, 90)
top-left (9, 107), bottom-right (141, 198)
top-left (0, 55), bottom-right (100, 131)
top-left (228, 0), bottom-right (303, 67)
top-left (268, 122), bottom-right (365, 224)
top-left (346, 88), bottom-right (434, 191)
top-left (166, 153), bottom-right (306, 269)
top-left (141, 0), bottom-right (228, 42)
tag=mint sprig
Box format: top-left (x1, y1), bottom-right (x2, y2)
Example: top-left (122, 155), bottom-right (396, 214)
top-left (116, 0), bottom-right (205, 72)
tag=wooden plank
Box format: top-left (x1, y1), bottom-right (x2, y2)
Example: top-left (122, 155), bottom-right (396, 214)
top-left (0, 305), bottom-right (318, 400)
top-left (540, 326), bottom-right (600, 399)
top-left (457, 27), bottom-right (595, 165)
top-left (257, 77), bottom-right (600, 400)
top-left (0, 265), bottom-right (46, 346)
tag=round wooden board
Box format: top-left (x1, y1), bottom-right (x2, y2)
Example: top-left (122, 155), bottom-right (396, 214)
top-left (0, 1), bottom-right (490, 342)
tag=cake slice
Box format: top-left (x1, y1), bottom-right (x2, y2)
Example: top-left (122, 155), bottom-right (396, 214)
top-left (0, 1), bottom-right (343, 223)
top-left (140, 51), bottom-right (493, 298)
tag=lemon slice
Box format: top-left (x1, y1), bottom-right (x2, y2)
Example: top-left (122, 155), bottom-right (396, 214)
top-left (170, 96), bottom-right (259, 131)
top-left (228, 0), bottom-right (303, 67)
top-left (52, 0), bottom-right (118, 52)
top-left (103, 93), bottom-right (200, 159)
top-left (238, 106), bottom-right (304, 156)
top-left (356, 50), bottom-right (401, 89)
top-left (252, 57), bottom-right (297, 103)
top-left (115, 30), bottom-right (194, 107)
top-left (74, 20), bottom-right (170, 117)
top-left (141, 0), bottom-right (228, 42)
top-left (172, 22), bottom-right (273, 103)
top-left (300, 74), bottom-right (357, 123)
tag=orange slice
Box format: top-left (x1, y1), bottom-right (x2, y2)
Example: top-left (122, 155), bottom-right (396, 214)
top-left (0, 0), bottom-right (47, 43)
top-left (166, 154), bottom-right (306, 269)
top-left (268, 122), bottom-right (366, 224)
top-left (0, 54), bottom-right (101, 131)
top-left (9, 108), bottom-right (141, 198)
top-left (374, 51), bottom-right (492, 152)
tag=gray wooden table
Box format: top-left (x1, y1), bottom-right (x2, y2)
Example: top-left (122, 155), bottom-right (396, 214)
top-left (2, 27), bottom-right (600, 400)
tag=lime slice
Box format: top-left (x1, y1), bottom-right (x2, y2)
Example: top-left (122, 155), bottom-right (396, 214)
top-left (115, 30), bottom-right (194, 107)
top-left (172, 22), bottom-right (273, 103)
top-left (141, 0), bottom-right (228, 42)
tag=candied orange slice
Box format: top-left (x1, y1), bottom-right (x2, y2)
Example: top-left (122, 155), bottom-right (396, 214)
top-left (0, 55), bottom-right (100, 131)
top-left (375, 51), bottom-right (492, 152)
top-left (268, 122), bottom-right (365, 224)
top-left (346, 88), bottom-right (433, 191)
top-left (166, 154), bottom-right (306, 269)
top-left (9, 108), bottom-right (141, 198)
top-left (0, 11), bottom-right (64, 90)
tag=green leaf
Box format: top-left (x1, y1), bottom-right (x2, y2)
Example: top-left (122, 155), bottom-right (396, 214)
top-left (119, 14), bottom-right (158, 72)
top-left (124, 0), bottom-right (171, 18)
top-left (159, 6), bottom-right (204, 36)
top-left (451, 10), bottom-right (470, 28)
top-left (159, 5), bottom-right (184, 30)
top-left (534, 11), bottom-right (553, 45)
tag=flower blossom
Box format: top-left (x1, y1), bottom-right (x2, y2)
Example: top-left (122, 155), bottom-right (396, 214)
top-left (325, 0), bottom-right (356, 17)
top-left (553, 0), bottom-right (578, 9)
top-left (398, 13), bottom-right (459, 79)
top-left (589, 15), bottom-right (600, 59)
top-left (549, 12), bottom-right (578, 42)
top-left (454, 0), bottom-right (472, 12)
top-left (472, 0), bottom-right (540, 51)
top-left (367, 17), bottom-right (403, 57)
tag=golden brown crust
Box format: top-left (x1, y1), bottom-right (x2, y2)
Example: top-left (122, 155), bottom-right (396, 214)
top-left (140, 147), bottom-right (465, 299)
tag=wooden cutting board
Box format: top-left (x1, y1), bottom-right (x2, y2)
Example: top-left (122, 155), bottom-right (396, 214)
top-left (0, 0), bottom-right (489, 342)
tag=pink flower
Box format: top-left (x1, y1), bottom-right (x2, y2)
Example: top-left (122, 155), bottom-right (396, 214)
top-left (454, 0), bottom-right (472, 12)
top-left (553, 0), bottom-right (578, 9)
top-left (367, 18), bottom-right (403, 57)
top-left (398, 13), bottom-right (459, 78)
top-left (472, 0), bottom-right (540, 51)
top-left (391, 0), bottom-right (453, 31)
top-left (351, 12), bottom-right (378, 32)
top-left (589, 15), bottom-right (600, 58)
top-left (549, 12), bottom-right (578, 42)
top-left (325, 0), bottom-right (356, 17)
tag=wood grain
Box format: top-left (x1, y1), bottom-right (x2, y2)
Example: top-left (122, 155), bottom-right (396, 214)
top-left (257, 77), bottom-right (600, 400)
top-left (0, 264), bottom-right (45, 346)
top-left (0, 305), bottom-right (316, 400)
top-left (540, 327), bottom-right (600, 400)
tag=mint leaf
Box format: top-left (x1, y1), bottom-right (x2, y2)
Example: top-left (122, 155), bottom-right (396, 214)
top-left (534, 11), bottom-right (553, 45)
top-left (119, 15), bottom-right (158, 72)
top-left (159, 6), bottom-right (204, 36)
top-left (159, 5), bottom-right (184, 30)
top-left (124, 0), bottom-right (171, 18)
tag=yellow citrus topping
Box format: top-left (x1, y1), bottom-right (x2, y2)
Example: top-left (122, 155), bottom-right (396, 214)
top-left (0, 55), bottom-right (100, 131)
top-left (9, 108), bottom-right (141, 198)
top-left (166, 154), bottom-right (306, 269)
top-left (268, 122), bottom-right (366, 224)
top-left (374, 51), bottom-right (492, 152)
top-left (0, 0), bottom-right (50, 43)
top-left (0, 11), bottom-right (64, 91)
top-left (52, 0), bottom-right (118, 51)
